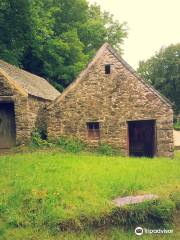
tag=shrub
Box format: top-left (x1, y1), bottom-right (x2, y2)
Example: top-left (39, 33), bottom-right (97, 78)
top-left (97, 143), bottom-right (120, 156)
top-left (31, 130), bottom-right (52, 148)
top-left (56, 136), bottom-right (85, 153)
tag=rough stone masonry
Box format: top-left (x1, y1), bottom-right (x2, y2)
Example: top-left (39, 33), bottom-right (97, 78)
top-left (48, 43), bottom-right (174, 157)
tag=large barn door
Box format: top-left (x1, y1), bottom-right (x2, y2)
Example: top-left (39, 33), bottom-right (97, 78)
top-left (128, 120), bottom-right (156, 157)
top-left (0, 103), bottom-right (16, 148)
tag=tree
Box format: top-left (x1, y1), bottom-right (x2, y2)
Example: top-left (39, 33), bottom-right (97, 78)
top-left (0, 0), bottom-right (32, 65)
top-left (137, 44), bottom-right (180, 114)
top-left (79, 4), bottom-right (127, 56)
top-left (0, 0), bottom-right (128, 91)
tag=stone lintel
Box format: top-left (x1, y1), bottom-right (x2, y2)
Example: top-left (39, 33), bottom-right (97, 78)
top-left (0, 96), bottom-right (14, 102)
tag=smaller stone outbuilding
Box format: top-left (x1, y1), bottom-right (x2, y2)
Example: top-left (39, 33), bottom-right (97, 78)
top-left (0, 60), bottom-right (60, 148)
top-left (48, 43), bottom-right (174, 157)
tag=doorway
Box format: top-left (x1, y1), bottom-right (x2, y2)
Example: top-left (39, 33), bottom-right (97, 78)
top-left (0, 102), bottom-right (16, 148)
top-left (128, 120), bottom-right (156, 157)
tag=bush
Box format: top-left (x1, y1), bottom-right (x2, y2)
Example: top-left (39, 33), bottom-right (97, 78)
top-left (174, 121), bottom-right (180, 131)
top-left (96, 143), bottom-right (120, 156)
top-left (31, 130), bottom-right (52, 148)
top-left (56, 136), bottom-right (85, 153)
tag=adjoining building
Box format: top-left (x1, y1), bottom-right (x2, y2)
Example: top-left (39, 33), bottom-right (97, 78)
top-left (0, 60), bottom-right (60, 148)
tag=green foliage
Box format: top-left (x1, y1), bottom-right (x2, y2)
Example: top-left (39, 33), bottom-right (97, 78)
top-left (170, 192), bottom-right (180, 210)
top-left (31, 133), bottom-right (122, 156)
top-left (137, 44), bottom-right (180, 114)
top-left (148, 200), bottom-right (175, 226)
top-left (98, 199), bottom-right (175, 229)
top-left (31, 130), bottom-right (50, 147)
top-left (174, 121), bottom-right (180, 131)
top-left (56, 136), bottom-right (85, 153)
top-left (96, 143), bottom-right (120, 156)
top-left (0, 0), bottom-right (32, 65)
top-left (0, 0), bottom-right (128, 91)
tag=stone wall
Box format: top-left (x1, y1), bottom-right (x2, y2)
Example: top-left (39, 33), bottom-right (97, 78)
top-left (0, 73), bottom-right (14, 96)
top-left (28, 95), bottom-right (51, 136)
top-left (48, 47), bottom-right (174, 157)
top-left (0, 72), bottom-right (50, 145)
top-left (0, 72), bottom-right (30, 145)
top-left (15, 96), bottom-right (31, 145)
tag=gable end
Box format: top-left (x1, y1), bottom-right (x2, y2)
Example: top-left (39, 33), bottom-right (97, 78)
top-left (106, 45), bottom-right (172, 108)
top-left (54, 43), bottom-right (173, 109)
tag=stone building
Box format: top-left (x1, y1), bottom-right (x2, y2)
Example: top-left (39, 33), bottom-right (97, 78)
top-left (0, 60), bottom-right (60, 148)
top-left (48, 43), bottom-right (174, 157)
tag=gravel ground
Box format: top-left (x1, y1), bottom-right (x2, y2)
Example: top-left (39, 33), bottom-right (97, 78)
top-left (174, 130), bottom-right (180, 146)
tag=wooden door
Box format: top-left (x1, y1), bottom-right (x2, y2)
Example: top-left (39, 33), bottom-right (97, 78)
top-left (0, 103), bottom-right (16, 148)
top-left (128, 120), bottom-right (155, 157)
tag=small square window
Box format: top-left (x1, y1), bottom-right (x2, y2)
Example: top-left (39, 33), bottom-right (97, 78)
top-left (105, 64), bottom-right (111, 74)
top-left (87, 122), bottom-right (100, 139)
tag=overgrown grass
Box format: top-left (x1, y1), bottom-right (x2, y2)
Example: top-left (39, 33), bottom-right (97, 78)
top-left (1, 223), bottom-right (180, 240)
top-left (0, 150), bottom-right (180, 239)
top-left (31, 131), bottom-right (121, 155)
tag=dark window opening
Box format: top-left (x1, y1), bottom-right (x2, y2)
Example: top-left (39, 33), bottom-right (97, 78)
top-left (105, 64), bottom-right (111, 74)
top-left (87, 122), bottom-right (100, 139)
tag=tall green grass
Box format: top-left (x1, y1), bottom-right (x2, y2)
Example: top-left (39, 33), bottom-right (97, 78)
top-left (0, 150), bottom-right (179, 236)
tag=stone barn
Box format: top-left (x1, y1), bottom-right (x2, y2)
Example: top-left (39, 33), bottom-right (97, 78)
top-left (0, 60), bottom-right (60, 148)
top-left (48, 43), bottom-right (174, 157)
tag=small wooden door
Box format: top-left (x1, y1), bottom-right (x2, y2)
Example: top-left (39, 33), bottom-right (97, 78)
top-left (128, 120), bottom-right (156, 157)
top-left (0, 103), bottom-right (16, 148)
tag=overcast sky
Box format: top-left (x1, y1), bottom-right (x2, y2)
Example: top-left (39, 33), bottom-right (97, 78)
top-left (88, 0), bottom-right (180, 69)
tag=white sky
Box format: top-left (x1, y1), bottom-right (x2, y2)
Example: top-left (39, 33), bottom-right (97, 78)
top-left (88, 0), bottom-right (180, 69)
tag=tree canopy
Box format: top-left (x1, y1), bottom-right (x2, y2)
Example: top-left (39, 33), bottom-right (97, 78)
top-left (0, 0), bottom-right (127, 91)
top-left (137, 44), bottom-right (180, 115)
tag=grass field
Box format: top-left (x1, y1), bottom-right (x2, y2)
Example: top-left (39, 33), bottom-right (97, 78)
top-left (0, 149), bottom-right (180, 239)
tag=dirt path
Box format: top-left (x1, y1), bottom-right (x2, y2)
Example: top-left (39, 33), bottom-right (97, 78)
top-left (174, 130), bottom-right (180, 146)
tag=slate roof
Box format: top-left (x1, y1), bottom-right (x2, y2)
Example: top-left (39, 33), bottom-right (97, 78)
top-left (55, 43), bottom-right (172, 107)
top-left (0, 60), bottom-right (60, 100)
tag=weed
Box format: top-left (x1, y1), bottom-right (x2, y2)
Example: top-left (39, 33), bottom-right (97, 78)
top-left (31, 130), bottom-right (53, 148)
top-left (96, 143), bottom-right (120, 156)
top-left (56, 136), bottom-right (85, 153)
